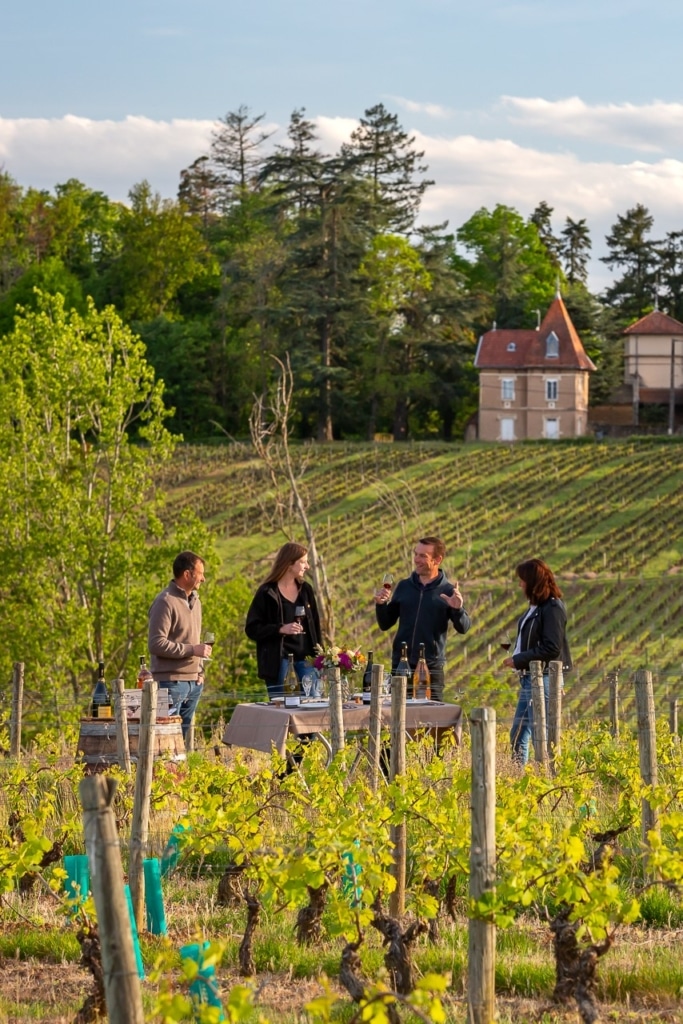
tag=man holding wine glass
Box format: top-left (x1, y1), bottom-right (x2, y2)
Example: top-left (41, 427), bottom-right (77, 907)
top-left (374, 536), bottom-right (470, 702)
top-left (148, 550), bottom-right (213, 744)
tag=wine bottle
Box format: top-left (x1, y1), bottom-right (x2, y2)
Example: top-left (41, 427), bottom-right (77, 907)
top-left (395, 642), bottom-right (412, 697)
top-left (412, 643), bottom-right (431, 701)
top-left (362, 650), bottom-right (373, 703)
top-left (283, 653), bottom-right (300, 708)
top-left (91, 661), bottom-right (112, 718)
top-left (136, 655), bottom-right (153, 689)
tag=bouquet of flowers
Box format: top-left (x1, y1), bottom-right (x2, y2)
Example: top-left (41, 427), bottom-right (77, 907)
top-left (313, 642), bottom-right (366, 673)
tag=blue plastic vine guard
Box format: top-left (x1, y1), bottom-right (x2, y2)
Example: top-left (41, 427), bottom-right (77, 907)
top-left (160, 822), bottom-right (189, 877)
top-left (63, 854), bottom-right (90, 909)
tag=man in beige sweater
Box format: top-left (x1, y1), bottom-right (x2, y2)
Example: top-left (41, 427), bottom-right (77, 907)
top-left (148, 551), bottom-right (212, 743)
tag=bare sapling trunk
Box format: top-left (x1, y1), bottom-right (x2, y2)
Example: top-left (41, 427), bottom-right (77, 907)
top-left (249, 353), bottom-right (335, 640)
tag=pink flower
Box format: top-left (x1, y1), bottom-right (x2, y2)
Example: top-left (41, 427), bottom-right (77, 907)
top-left (314, 655), bottom-right (324, 670)
top-left (338, 652), bottom-right (353, 671)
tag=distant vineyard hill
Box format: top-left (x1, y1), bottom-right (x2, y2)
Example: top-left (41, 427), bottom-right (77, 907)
top-left (158, 437), bottom-right (683, 719)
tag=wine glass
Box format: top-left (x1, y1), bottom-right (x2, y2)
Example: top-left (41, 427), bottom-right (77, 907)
top-left (499, 632), bottom-right (512, 653)
top-left (381, 573), bottom-right (394, 592)
top-left (203, 631), bottom-right (215, 648)
top-left (294, 605), bottom-right (306, 633)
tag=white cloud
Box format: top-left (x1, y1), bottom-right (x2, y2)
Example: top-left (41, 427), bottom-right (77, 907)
top-left (0, 115), bottom-right (216, 201)
top-left (385, 95), bottom-right (455, 120)
top-left (501, 96), bottom-right (683, 153)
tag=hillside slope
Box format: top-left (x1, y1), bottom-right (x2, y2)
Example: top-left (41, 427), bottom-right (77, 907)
top-left (159, 437), bottom-right (683, 717)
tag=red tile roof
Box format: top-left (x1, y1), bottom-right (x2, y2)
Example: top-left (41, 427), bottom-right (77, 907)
top-left (474, 295), bottom-right (596, 371)
top-left (623, 310), bottom-right (683, 336)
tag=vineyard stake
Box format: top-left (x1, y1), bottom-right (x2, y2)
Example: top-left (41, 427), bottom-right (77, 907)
top-left (669, 698), bottom-right (679, 740)
top-left (368, 662), bottom-right (384, 792)
top-left (609, 670), bottom-right (620, 738)
top-left (111, 678), bottom-right (131, 775)
top-left (468, 706), bottom-right (496, 1024)
top-left (634, 668), bottom-right (660, 873)
top-left (389, 673), bottom-right (407, 918)
top-left (79, 775), bottom-right (144, 1023)
top-left (10, 661), bottom-right (24, 760)
top-left (129, 677), bottom-right (158, 930)
top-left (530, 660), bottom-right (547, 766)
top-left (548, 660), bottom-right (563, 769)
top-left (328, 667), bottom-right (345, 757)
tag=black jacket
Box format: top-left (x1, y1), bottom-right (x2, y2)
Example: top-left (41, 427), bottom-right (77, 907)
top-left (375, 569), bottom-right (470, 670)
top-left (245, 580), bottom-right (322, 682)
top-left (511, 597), bottom-right (572, 673)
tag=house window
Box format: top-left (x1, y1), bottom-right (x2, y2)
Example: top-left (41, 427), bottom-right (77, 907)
top-left (501, 378), bottom-right (515, 401)
top-left (507, 342), bottom-right (516, 352)
top-left (500, 418), bottom-right (515, 441)
top-left (546, 379), bottom-right (558, 401)
top-left (544, 417), bottom-right (559, 439)
top-left (545, 331), bottom-right (559, 358)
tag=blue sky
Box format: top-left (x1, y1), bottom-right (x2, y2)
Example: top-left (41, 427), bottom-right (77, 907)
top-left (3, 0), bottom-right (683, 290)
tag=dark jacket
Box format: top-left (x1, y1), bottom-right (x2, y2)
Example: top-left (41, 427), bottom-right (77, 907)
top-left (511, 597), bottom-right (572, 673)
top-left (245, 580), bottom-right (322, 682)
top-left (375, 569), bottom-right (470, 670)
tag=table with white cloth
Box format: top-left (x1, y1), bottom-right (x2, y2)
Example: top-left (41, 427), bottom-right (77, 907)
top-left (222, 699), bottom-right (463, 758)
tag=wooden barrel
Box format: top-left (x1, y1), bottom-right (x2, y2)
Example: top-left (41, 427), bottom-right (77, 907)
top-left (77, 717), bottom-right (186, 770)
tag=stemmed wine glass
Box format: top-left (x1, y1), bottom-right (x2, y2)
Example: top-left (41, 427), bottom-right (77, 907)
top-left (203, 631), bottom-right (215, 649)
top-left (294, 605), bottom-right (306, 633)
top-left (499, 632), bottom-right (513, 654)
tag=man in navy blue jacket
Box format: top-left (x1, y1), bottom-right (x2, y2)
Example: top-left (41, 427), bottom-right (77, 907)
top-left (375, 536), bottom-right (470, 701)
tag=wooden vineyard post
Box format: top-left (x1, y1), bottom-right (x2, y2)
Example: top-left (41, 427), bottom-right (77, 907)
top-left (547, 660), bottom-right (563, 767)
top-left (368, 662), bottom-right (384, 792)
top-left (529, 660), bottom-right (547, 766)
top-left (389, 673), bottom-right (407, 918)
top-left (328, 667), bottom-right (345, 758)
top-left (186, 716), bottom-right (195, 754)
top-left (609, 670), bottom-right (620, 738)
top-left (468, 707), bottom-right (496, 1024)
top-left (10, 662), bottom-right (24, 760)
top-left (634, 669), bottom-right (660, 870)
top-left (80, 775), bottom-right (144, 1024)
top-left (129, 678), bottom-right (157, 930)
top-left (111, 678), bottom-right (131, 775)
top-left (669, 698), bottom-right (679, 741)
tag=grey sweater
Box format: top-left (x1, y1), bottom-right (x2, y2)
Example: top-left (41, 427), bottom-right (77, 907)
top-left (148, 579), bottom-right (203, 680)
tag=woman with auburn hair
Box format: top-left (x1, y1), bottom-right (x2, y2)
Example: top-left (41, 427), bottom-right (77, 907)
top-left (502, 558), bottom-right (572, 766)
top-left (245, 542), bottom-right (322, 701)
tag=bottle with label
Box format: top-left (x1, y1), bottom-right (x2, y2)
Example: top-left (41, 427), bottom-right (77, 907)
top-left (395, 642), bottom-right (412, 697)
top-left (412, 643), bottom-right (431, 700)
top-left (91, 661), bottom-right (112, 718)
top-left (283, 653), bottom-right (300, 708)
top-left (362, 650), bottom-right (373, 703)
top-left (137, 655), bottom-right (153, 689)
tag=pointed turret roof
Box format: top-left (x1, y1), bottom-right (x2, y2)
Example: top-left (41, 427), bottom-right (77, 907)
top-left (623, 310), bottom-right (683, 336)
top-left (474, 294), bottom-right (596, 371)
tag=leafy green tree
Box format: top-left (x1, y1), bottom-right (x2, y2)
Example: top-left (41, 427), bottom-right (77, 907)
top-left (210, 105), bottom-right (272, 210)
top-left (0, 171), bottom-right (28, 295)
top-left (178, 156), bottom-right (222, 228)
top-left (601, 204), bottom-right (657, 320)
top-left (654, 229), bottom-right (683, 321)
top-left (0, 292), bottom-right (185, 721)
top-left (456, 204), bottom-right (558, 331)
top-left (0, 255), bottom-right (85, 336)
top-left (105, 180), bottom-right (216, 321)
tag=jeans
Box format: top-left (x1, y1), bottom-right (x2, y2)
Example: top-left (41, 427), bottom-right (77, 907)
top-left (159, 680), bottom-right (203, 743)
top-left (264, 658), bottom-right (311, 701)
top-left (510, 672), bottom-right (549, 766)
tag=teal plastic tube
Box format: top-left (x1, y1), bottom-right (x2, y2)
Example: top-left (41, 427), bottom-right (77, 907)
top-left (143, 857), bottom-right (168, 935)
top-left (180, 941), bottom-right (225, 1020)
top-left (63, 854), bottom-right (90, 908)
top-left (123, 884), bottom-right (145, 979)
top-left (161, 823), bottom-right (189, 877)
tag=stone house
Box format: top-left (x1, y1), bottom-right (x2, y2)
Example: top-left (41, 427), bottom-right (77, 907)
top-left (473, 291), bottom-right (596, 441)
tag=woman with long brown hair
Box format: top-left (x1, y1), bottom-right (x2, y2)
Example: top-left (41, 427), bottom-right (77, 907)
top-left (502, 558), bottom-right (572, 765)
top-left (245, 542), bottom-right (322, 701)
